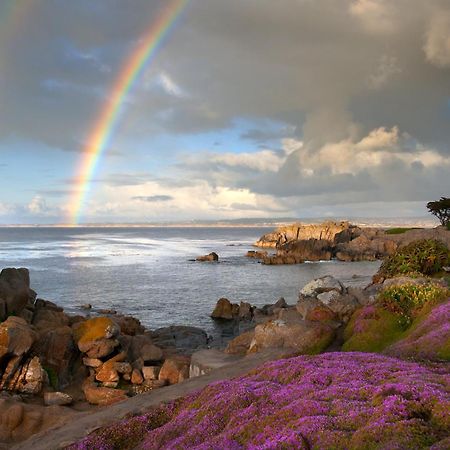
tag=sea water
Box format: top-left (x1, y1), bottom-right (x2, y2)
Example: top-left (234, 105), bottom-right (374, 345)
top-left (0, 227), bottom-right (379, 334)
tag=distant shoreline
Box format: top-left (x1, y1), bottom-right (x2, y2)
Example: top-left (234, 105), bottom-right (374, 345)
top-left (0, 217), bottom-right (440, 229)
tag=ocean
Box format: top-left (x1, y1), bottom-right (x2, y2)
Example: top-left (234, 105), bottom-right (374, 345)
top-left (0, 227), bottom-right (379, 337)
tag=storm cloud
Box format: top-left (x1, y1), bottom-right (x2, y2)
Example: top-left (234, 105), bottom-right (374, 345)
top-left (0, 0), bottom-right (449, 223)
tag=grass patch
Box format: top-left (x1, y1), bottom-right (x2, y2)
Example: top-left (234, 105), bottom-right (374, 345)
top-left (385, 227), bottom-right (421, 235)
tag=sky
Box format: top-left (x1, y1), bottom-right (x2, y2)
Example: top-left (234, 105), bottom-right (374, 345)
top-left (0, 0), bottom-right (449, 224)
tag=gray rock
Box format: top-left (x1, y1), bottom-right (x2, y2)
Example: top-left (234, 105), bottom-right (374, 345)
top-left (299, 276), bottom-right (344, 297)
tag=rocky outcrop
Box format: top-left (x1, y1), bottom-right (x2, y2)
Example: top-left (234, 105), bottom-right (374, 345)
top-left (248, 317), bottom-right (335, 354)
top-left (255, 221), bottom-right (357, 248)
top-left (255, 222), bottom-right (450, 264)
top-left (196, 252), bottom-right (219, 262)
top-left (0, 268), bottom-right (36, 322)
top-left (211, 298), bottom-right (254, 321)
top-left (296, 276), bottom-right (364, 325)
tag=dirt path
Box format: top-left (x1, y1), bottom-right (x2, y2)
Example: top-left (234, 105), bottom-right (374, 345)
top-left (13, 349), bottom-right (288, 450)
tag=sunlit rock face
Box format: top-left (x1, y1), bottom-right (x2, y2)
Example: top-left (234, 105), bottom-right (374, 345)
top-left (71, 352), bottom-right (450, 450)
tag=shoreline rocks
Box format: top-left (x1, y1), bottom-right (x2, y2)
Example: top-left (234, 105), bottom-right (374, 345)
top-left (254, 221), bottom-right (450, 264)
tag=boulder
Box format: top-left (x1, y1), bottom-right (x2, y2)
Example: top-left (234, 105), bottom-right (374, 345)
top-left (82, 377), bottom-right (127, 406)
top-left (189, 349), bottom-right (241, 378)
top-left (238, 301), bottom-right (253, 320)
top-left (276, 239), bottom-right (333, 262)
top-left (296, 297), bottom-right (322, 320)
top-left (73, 317), bottom-right (120, 345)
top-left (196, 252), bottom-right (219, 262)
top-left (299, 276), bottom-right (344, 297)
top-left (0, 316), bottom-right (37, 362)
top-left (245, 250), bottom-right (268, 259)
top-left (33, 326), bottom-right (77, 389)
top-left (0, 268), bottom-right (36, 321)
top-left (142, 366), bottom-right (160, 381)
top-left (211, 298), bottom-right (236, 320)
top-left (224, 330), bottom-right (255, 356)
top-left (72, 317), bottom-right (120, 358)
top-left (305, 304), bottom-right (337, 323)
top-left (83, 357), bottom-right (102, 368)
top-left (112, 315), bottom-right (145, 336)
top-left (78, 338), bottom-right (119, 359)
top-left (158, 356), bottom-right (190, 385)
top-left (43, 392), bottom-right (73, 406)
top-left (130, 335), bottom-right (163, 362)
top-left (248, 318), bottom-right (335, 354)
top-left (4, 357), bottom-right (46, 395)
top-left (131, 368), bottom-right (143, 385)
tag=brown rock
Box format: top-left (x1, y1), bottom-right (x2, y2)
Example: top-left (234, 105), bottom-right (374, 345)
top-left (13, 357), bottom-right (46, 394)
top-left (72, 317), bottom-right (120, 354)
top-left (248, 319), bottom-right (335, 354)
top-left (83, 357), bottom-right (102, 368)
top-left (80, 338), bottom-right (119, 359)
top-left (95, 352), bottom-right (126, 383)
top-left (131, 369), bottom-right (143, 385)
top-left (238, 302), bottom-right (253, 320)
top-left (245, 250), bottom-right (268, 259)
top-left (0, 317), bottom-right (37, 361)
top-left (113, 315), bottom-right (145, 336)
top-left (196, 252), bottom-right (219, 262)
top-left (82, 377), bottom-right (127, 406)
top-left (305, 304), bottom-right (337, 322)
top-left (224, 330), bottom-right (255, 356)
top-left (33, 326), bottom-right (77, 389)
top-left (142, 366), bottom-right (160, 381)
top-left (0, 268), bottom-right (36, 321)
top-left (158, 356), bottom-right (190, 385)
top-left (115, 362), bottom-right (132, 375)
top-left (211, 298), bottom-right (236, 320)
top-left (133, 336), bottom-right (163, 362)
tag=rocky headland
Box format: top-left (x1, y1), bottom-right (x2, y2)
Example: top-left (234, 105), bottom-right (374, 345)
top-left (1, 231), bottom-right (450, 449)
top-left (253, 220), bottom-right (450, 264)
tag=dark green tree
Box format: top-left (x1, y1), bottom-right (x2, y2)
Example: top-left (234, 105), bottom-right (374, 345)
top-left (427, 197), bottom-right (450, 227)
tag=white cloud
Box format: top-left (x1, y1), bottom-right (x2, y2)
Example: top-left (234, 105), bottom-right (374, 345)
top-left (296, 126), bottom-right (450, 176)
top-left (27, 196), bottom-right (49, 215)
top-left (349, 0), bottom-right (395, 34)
top-left (424, 11), bottom-right (450, 68)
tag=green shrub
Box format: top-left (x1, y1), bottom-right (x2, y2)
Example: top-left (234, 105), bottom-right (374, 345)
top-left (378, 283), bottom-right (449, 328)
top-left (379, 239), bottom-right (450, 278)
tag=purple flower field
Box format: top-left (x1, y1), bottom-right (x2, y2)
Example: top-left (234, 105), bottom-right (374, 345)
top-left (72, 352), bottom-right (450, 449)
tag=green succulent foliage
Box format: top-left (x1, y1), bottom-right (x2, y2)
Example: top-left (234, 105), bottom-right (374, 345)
top-left (379, 239), bottom-right (450, 278)
top-left (378, 283), bottom-right (449, 328)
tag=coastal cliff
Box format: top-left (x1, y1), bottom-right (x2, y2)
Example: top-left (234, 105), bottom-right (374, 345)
top-left (254, 221), bottom-right (450, 264)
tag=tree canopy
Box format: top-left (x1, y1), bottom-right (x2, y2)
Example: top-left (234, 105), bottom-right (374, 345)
top-left (427, 197), bottom-right (450, 227)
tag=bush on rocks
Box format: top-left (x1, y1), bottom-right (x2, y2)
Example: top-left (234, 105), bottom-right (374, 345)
top-left (378, 239), bottom-right (450, 279)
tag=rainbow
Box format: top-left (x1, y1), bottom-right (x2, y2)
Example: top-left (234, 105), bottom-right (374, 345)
top-left (0, 0), bottom-right (34, 42)
top-left (69, 0), bottom-right (188, 224)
